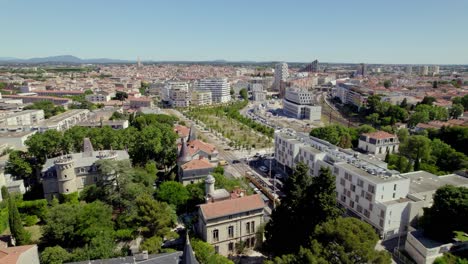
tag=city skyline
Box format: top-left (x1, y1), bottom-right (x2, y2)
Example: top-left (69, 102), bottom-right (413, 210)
top-left (2, 0), bottom-right (468, 64)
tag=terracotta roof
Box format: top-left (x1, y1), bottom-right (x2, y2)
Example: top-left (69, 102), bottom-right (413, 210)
top-left (362, 131), bottom-right (396, 140)
top-left (199, 194), bottom-right (264, 220)
top-left (174, 125), bottom-right (190, 138)
top-left (181, 158), bottom-right (214, 170)
top-left (0, 245), bottom-right (37, 264)
top-left (187, 140), bottom-right (217, 155)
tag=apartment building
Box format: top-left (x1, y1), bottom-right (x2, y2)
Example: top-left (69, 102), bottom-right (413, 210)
top-left (198, 175), bottom-right (265, 256)
top-left (282, 88), bottom-right (321, 121)
top-left (35, 109), bottom-right (89, 132)
top-left (0, 110), bottom-right (45, 133)
top-left (2, 94), bottom-right (72, 106)
top-left (195, 78), bottom-right (231, 103)
top-left (129, 97), bottom-right (153, 109)
top-left (358, 131), bottom-right (399, 157)
top-left (333, 83), bottom-right (370, 110)
top-left (85, 91), bottom-right (113, 103)
top-left (274, 129), bottom-right (468, 239)
top-left (248, 83), bottom-right (267, 101)
top-left (191, 91), bottom-right (212, 106)
top-left (274, 62), bottom-right (289, 91)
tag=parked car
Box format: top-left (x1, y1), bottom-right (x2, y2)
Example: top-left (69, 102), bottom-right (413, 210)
top-left (259, 166), bottom-right (268, 172)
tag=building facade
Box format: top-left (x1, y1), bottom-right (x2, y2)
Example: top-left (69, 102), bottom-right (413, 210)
top-left (274, 129), bottom-right (468, 240)
top-left (195, 78), bottom-right (231, 103)
top-left (274, 62), bottom-right (289, 91)
top-left (191, 91), bottom-right (212, 106)
top-left (282, 89), bottom-right (321, 121)
top-left (40, 138), bottom-right (129, 200)
top-left (198, 176), bottom-right (265, 256)
top-left (358, 131), bottom-right (399, 157)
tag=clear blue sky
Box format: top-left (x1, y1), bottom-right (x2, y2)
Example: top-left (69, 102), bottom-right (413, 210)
top-left (2, 0), bottom-right (467, 64)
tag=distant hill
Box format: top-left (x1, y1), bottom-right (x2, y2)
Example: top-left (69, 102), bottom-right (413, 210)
top-left (0, 55), bottom-right (132, 64)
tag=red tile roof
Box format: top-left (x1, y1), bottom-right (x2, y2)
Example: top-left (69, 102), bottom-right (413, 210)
top-left (0, 245), bottom-right (37, 264)
top-left (362, 131), bottom-right (396, 140)
top-left (174, 125), bottom-right (190, 138)
top-left (199, 194), bottom-right (264, 220)
top-left (181, 158), bottom-right (214, 170)
top-left (187, 140), bottom-right (217, 155)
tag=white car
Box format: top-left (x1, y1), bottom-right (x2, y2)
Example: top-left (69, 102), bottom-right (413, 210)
top-left (259, 166), bottom-right (268, 172)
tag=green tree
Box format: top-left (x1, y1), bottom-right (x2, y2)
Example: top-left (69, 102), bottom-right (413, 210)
top-left (134, 194), bottom-right (176, 237)
top-left (421, 185), bottom-right (468, 241)
top-left (5, 150), bottom-right (33, 181)
top-left (140, 235), bottom-right (163, 254)
top-left (191, 238), bottom-right (234, 264)
top-left (449, 104), bottom-right (464, 119)
top-left (420, 96), bottom-right (436, 105)
top-left (239, 88), bottom-right (248, 100)
top-left (24, 101), bottom-right (65, 118)
top-left (25, 129), bottom-right (64, 164)
top-left (366, 113), bottom-right (380, 127)
top-left (114, 91), bottom-right (128, 101)
top-left (41, 246), bottom-right (71, 264)
top-left (155, 181), bottom-right (189, 211)
top-left (408, 111), bottom-right (430, 127)
top-left (400, 98), bottom-right (408, 109)
top-left (383, 80), bottom-right (392, 88)
top-left (311, 217), bottom-right (391, 264)
top-left (8, 195), bottom-right (31, 245)
top-left (400, 135), bottom-right (432, 170)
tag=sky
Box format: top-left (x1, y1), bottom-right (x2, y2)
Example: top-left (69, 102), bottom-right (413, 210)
top-left (1, 0), bottom-right (468, 64)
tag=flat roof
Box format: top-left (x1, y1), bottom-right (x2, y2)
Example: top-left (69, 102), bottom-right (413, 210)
top-left (402, 171), bottom-right (468, 194)
top-left (337, 163), bottom-right (403, 184)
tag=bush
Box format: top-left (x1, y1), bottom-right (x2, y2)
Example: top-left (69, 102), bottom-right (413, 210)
top-left (17, 199), bottom-right (48, 221)
top-left (0, 208), bottom-right (8, 233)
top-left (23, 215), bottom-right (38, 226)
top-left (140, 235), bottom-right (163, 254)
top-left (115, 229), bottom-right (134, 241)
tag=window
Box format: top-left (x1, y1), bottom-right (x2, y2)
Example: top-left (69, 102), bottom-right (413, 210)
top-left (357, 179), bottom-right (364, 187)
top-left (380, 210), bottom-right (385, 218)
top-left (364, 209), bottom-right (370, 218)
top-left (341, 195), bottom-right (346, 202)
top-left (334, 167), bottom-right (339, 175)
top-left (357, 205), bottom-right (363, 213)
top-left (251, 221), bottom-right (255, 233)
top-left (368, 185), bottom-right (375, 194)
top-left (365, 192), bottom-right (373, 201)
top-left (349, 200), bottom-right (355, 208)
top-left (228, 242), bottom-right (234, 252)
top-left (369, 203), bottom-right (373, 211)
top-left (81, 178), bottom-right (86, 185)
top-left (340, 178), bottom-right (345, 186)
top-left (214, 246), bottom-right (219, 253)
top-left (351, 184), bottom-right (356, 192)
top-left (246, 222), bottom-right (251, 234)
top-left (394, 184), bottom-right (397, 191)
top-left (228, 226), bottom-right (234, 238)
top-left (361, 190), bottom-right (365, 197)
top-left (250, 237), bottom-right (256, 248)
top-left (393, 193), bottom-right (396, 199)
top-left (212, 229), bottom-right (219, 242)
top-left (355, 195), bottom-right (360, 202)
top-left (379, 219), bottom-right (384, 227)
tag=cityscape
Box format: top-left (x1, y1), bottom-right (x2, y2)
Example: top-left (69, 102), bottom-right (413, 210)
top-left (0, 1), bottom-right (467, 264)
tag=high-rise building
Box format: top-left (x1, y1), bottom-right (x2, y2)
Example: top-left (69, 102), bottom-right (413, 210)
top-left (357, 63), bottom-right (367, 76)
top-left (300, 60), bottom-right (319, 72)
top-left (432, 65), bottom-right (440, 75)
top-left (161, 82), bottom-right (190, 107)
top-left (196, 78), bottom-right (231, 103)
top-left (405, 65), bottom-right (412, 75)
top-left (419, 66), bottom-right (429, 76)
top-left (274, 62), bottom-right (289, 90)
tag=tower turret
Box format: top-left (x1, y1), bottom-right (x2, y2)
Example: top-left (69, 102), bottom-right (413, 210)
top-left (177, 138), bottom-right (191, 166)
top-left (54, 154), bottom-right (77, 194)
top-left (205, 174), bottom-right (215, 198)
top-left (188, 125), bottom-right (197, 142)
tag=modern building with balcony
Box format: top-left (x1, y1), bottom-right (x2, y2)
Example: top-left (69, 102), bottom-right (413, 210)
top-left (274, 129), bottom-right (468, 240)
top-left (282, 88), bottom-right (321, 121)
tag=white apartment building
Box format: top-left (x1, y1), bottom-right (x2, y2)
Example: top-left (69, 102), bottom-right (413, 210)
top-left (274, 62), bottom-right (289, 91)
top-left (162, 82), bottom-right (191, 107)
top-left (274, 129), bottom-right (468, 240)
top-left (358, 131), bottom-right (399, 157)
top-left (248, 83), bottom-right (267, 101)
top-left (420, 66), bottom-right (429, 76)
top-left (195, 78), bottom-right (231, 103)
top-left (34, 109), bottom-right (89, 132)
top-left (282, 88), bottom-right (321, 121)
top-left (0, 110), bottom-right (45, 133)
top-left (191, 91), bottom-right (212, 106)
top-left (85, 91), bottom-right (113, 103)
